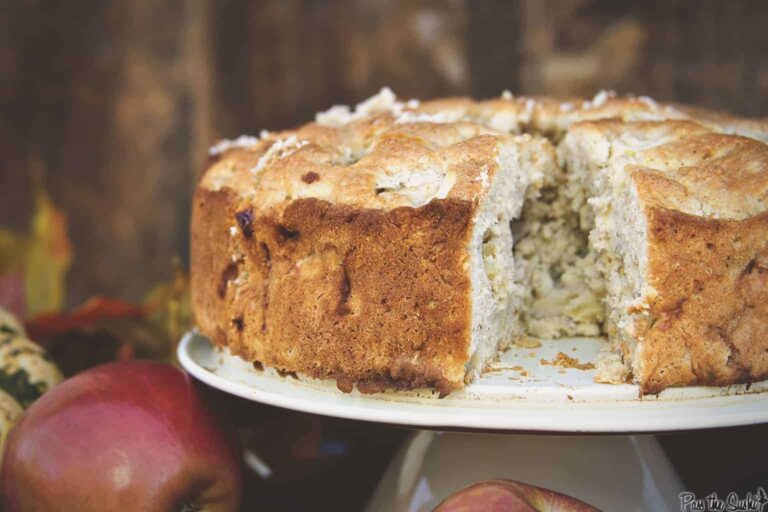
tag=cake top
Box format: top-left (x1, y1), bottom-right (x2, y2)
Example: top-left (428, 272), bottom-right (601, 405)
top-left (564, 119), bottom-right (768, 220)
top-left (202, 88), bottom-right (768, 219)
top-left (201, 92), bottom-right (556, 213)
top-left (359, 88), bottom-right (768, 141)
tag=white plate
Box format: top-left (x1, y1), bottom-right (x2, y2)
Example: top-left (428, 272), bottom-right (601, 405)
top-left (178, 331), bottom-right (768, 433)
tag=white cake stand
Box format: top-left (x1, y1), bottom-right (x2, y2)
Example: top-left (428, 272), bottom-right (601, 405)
top-left (178, 331), bottom-right (768, 433)
top-left (179, 331), bottom-right (767, 510)
top-left (364, 431), bottom-right (685, 511)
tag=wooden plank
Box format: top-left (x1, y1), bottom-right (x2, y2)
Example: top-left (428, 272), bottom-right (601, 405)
top-left (2, 0), bottom-right (767, 309)
top-left (1, 0), bottom-right (214, 305)
top-left (509, 0), bottom-right (768, 115)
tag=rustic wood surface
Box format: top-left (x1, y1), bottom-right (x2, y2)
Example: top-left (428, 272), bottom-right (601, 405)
top-left (1, 1), bottom-right (767, 509)
top-left (2, 0), bottom-right (767, 305)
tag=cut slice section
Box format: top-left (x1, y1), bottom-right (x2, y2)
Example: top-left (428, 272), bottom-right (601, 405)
top-left (561, 119), bottom-right (768, 392)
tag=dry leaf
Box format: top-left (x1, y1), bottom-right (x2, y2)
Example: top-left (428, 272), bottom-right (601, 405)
top-left (142, 258), bottom-right (192, 364)
top-left (24, 186), bottom-right (73, 317)
top-left (26, 296), bottom-right (160, 376)
top-left (26, 296), bottom-right (145, 342)
top-left (0, 182), bottom-right (72, 319)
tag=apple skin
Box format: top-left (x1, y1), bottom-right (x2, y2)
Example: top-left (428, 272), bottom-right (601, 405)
top-left (434, 479), bottom-right (600, 512)
top-left (0, 360), bottom-right (242, 512)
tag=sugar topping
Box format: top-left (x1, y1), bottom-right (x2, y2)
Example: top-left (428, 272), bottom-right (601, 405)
top-left (315, 87), bottom-right (420, 127)
top-left (582, 90), bottom-right (617, 110)
top-left (394, 111), bottom-right (449, 124)
top-left (524, 98), bottom-right (536, 118)
top-left (637, 95), bottom-right (658, 108)
top-left (251, 135), bottom-right (309, 174)
top-left (208, 130), bottom-right (272, 156)
top-left (208, 135), bottom-right (260, 156)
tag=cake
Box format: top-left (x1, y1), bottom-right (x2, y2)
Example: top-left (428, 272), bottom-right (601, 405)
top-left (561, 120), bottom-right (768, 392)
top-left (191, 88), bottom-right (768, 395)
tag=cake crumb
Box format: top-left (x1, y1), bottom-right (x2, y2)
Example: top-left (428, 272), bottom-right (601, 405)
top-left (514, 335), bottom-right (542, 349)
top-left (485, 363), bottom-right (529, 378)
top-left (510, 365), bottom-right (529, 377)
top-left (593, 350), bottom-right (630, 384)
top-left (540, 351), bottom-right (596, 371)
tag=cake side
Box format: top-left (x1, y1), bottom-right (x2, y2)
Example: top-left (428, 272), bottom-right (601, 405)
top-left (638, 206), bottom-right (768, 393)
top-left (191, 157), bottom-right (478, 394)
top-left (562, 119), bottom-right (768, 393)
top-left (194, 89), bottom-right (768, 395)
top-left (630, 131), bottom-right (768, 392)
top-left (192, 189), bottom-right (476, 395)
top-left (192, 105), bottom-right (552, 394)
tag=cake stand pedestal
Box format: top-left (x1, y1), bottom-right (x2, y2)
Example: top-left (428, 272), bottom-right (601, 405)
top-left (364, 431), bottom-right (684, 511)
top-left (179, 331), bottom-right (768, 510)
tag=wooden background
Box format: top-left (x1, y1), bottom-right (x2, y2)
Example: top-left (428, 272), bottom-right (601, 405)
top-left (2, 1), bottom-right (768, 508)
top-left (2, 0), bottom-right (767, 305)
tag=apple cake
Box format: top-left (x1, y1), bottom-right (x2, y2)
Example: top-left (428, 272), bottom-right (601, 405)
top-left (191, 88), bottom-right (768, 395)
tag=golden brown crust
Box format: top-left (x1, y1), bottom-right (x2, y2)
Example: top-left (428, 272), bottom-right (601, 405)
top-left (639, 208), bottom-right (768, 393)
top-left (630, 128), bottom-right (768, 393)
top-left (670, 103), bottom-right (768, 142)
top-left (415, 91), bottom-right (768, 141)
top-left (531, 93), bottom-right (768, 141)
top-left (201, 115), bottom-right (509, 212)
top-left (192, 109), bottom-right (541, 393)
top-left (574, 119), bottom-right (768, 219)
top-left (565, 119), bottom-right (768, 393)
top-left (192, 191), bottom-right (475, 394)
top-left (191, 185), bottom-right (240, 348)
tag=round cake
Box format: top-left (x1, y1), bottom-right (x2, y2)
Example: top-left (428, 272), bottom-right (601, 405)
top-left (191, 88), bottom-right (768, 395)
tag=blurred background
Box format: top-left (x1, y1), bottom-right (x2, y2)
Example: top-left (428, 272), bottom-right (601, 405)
top-left (1, 1), bottom-right (767, 510)
top-left (3, 0), bottom-right (768, 308)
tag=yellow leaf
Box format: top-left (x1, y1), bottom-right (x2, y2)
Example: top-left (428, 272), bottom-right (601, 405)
top-left (24, 186), bottom-right (72, 317)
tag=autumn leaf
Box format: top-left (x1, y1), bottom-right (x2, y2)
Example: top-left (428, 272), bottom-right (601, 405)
top-left (25, 296), bottom-right (159, 376)
top-left (0, 177), bottom-right (191, 374)
top-left (0, 182), bottom-right (72, 319)
top-left (24, 259), bottom-right (192, 375)
top-left (25, 296), bottom-right (145, 342)
top-left (24, 185), bottom-right (72, 317)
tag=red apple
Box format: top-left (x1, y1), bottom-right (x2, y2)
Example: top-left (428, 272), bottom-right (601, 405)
top-left (0, 360), bottom-right (242, 512)
top-left (434, 479), bottom-right (599, 512)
